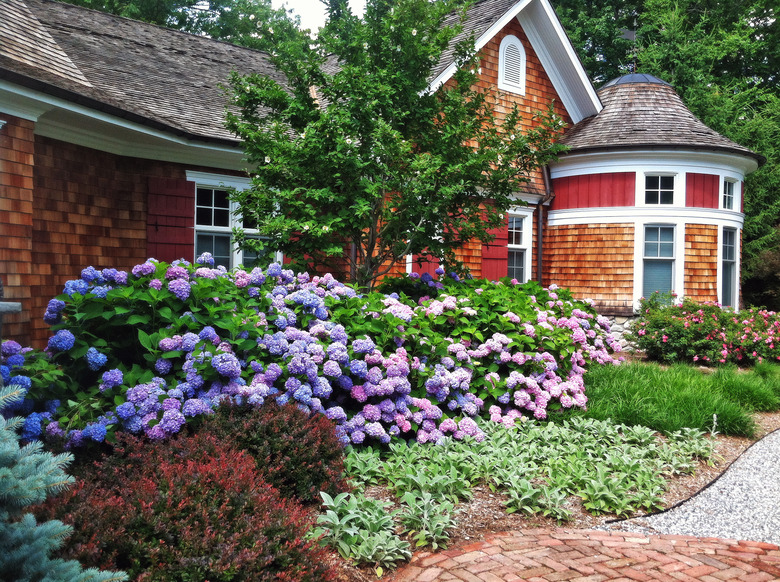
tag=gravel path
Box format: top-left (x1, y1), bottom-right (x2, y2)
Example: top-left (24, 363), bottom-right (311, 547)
top-left (604, 428), bottom-right (780, 545)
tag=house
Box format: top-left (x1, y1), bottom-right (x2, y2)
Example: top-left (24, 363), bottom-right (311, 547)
top-left (0, 0), bottom-right (763, 347)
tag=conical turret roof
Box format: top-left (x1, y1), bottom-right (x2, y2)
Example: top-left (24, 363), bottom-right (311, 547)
top-left (560, 74), bottom-right (765, 165)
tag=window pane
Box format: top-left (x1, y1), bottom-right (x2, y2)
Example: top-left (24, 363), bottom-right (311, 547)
top-left (643, 260), bottom-right (673, 298)
top-left (660, 190), bottom-right (674, 204)
top-left (645, 191), bottom-right (659, 204)
top-left (645, 176), bottom-right (659, 190)
top-left (722, 261), bottom-right (735, 307)
top-left (660, 176), bottom-right (674, 190)
top-left (508, 249), bottom-right (525, 282)
top-left (214, 209), bottom-right (230, 227)
top-left (196, 207), bottom-right (212, 226)
top-left (214, 189), bottom-right (230, 209)
top-left (659, 227), bottom-right (674, 242)
top-left (196, 234), bottom-right (232, 269)
top-left (645, 175), bottom-right (674, 205)
top-left (197, 188), bottom-right (212, 207)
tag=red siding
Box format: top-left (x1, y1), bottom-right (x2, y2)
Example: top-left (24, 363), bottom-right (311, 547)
top-left (551, 172), bottom-right (635, 210)
top-left (481, 222), bottom-right (509, 280)
top-left (686, 173), bottom-right (719, 208)
top-left (147, 177), bottom-right (196, 263)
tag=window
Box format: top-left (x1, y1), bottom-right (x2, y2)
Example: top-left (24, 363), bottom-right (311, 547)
top-left (722, 227), bottom-right (737, 307)
top-left (507, 214), bottom-right (530, 282)
top-left (189, 172), bottom-right (271, 269)
top-left (645, 175), bottom-right (674, 205)
top-left (498, 35), bottom-right (526, 95)
top-left (643, 225), bottom-right (675, 298)
top-left (723, 180), bottom-right (735, 210)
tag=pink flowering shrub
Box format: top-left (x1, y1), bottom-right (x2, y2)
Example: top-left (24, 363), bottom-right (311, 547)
top-left (630, 293), bottom-right (780, 365)
top-left (2, 254), bottom-right (620, 448)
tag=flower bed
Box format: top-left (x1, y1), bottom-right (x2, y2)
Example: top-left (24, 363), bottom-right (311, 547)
top-left (1, 255), bottom-right (621, 446)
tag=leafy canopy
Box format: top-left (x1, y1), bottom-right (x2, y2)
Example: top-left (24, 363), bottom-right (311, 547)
top-left (225, 0), bottom-right (566, 289)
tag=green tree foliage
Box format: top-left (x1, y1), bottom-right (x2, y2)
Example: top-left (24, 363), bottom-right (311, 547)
top-left (225, 0), bottom-right (566, 289)
top-left (556, 0), bottom-right (779, 304)
top-left (0, 384), bottom-right (126, 582)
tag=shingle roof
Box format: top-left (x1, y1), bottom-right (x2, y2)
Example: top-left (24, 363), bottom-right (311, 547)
top-left (0, 0), bottom-right (286, 144)
top-left (560, 74), bottom-right (765, 165)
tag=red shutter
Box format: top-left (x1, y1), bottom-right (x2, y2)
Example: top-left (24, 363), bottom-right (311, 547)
top-left (686, 173), bottom-right (719, 208)
top-left (481, 219), bottom-right (509, 280)
top-left (147, 177), bottom-right (196, 263)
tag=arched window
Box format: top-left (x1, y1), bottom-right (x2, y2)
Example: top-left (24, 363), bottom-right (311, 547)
top-left (498, 35), bottom-right (526, 95)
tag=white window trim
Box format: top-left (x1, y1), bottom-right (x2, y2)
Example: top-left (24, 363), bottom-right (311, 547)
top-left (718, 226), bottom-right (740, 308)
top-left (497, 35), bottom-right (526, 95)
top-left (507, 206), bottom-right (534, 282)
top-left (633, 220), bottom-right (685, 310)
top-left (186, 170), bottom-right (282, 268)
top-left (637, 172), bottom-right (680, 207)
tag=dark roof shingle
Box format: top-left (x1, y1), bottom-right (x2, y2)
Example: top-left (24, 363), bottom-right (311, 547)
top-left (560, 74), bottom-right (765, 165)
top-left (0, 0), bottom-right (286, 144)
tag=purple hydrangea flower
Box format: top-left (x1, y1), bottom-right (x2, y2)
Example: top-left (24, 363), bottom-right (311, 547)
top-left (2, 340), bottom-right (22, 357)
top-left (149, 279), bottom-right (163, 290)
top-left (101, 368), bottom-right (123, 390)
top-left (196, 252), bottom-right (215, 266)
top-left (212, 353), bottom-right (242, 379)
top-left (168, 278), bottom-right (191, 301)
top-left (182, 398), bottom-right (212, 417)
top-left (155, 358), bottom-right (173, 375)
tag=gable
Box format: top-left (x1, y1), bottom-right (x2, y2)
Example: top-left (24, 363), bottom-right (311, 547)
top-left (429, 0), bottom-right (601, 124)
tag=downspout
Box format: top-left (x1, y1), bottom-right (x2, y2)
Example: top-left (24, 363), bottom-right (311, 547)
top-left (538, 165), bottom-right (555, 285)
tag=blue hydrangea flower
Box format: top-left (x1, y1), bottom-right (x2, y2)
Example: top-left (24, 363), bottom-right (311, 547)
top-left (82, 423), bottom-right (107, 442)
top-left (155, 358), bottom-right (173, 375)
top-left (85, 347), bottom-right (108, 371)
top-left (267, 263), bottom-right (282, 277)
top-left (9, 375), bottom-right (32, 390)
top-left (6, 354), bottom-right (25, 368)
top-left (47, 329), bottom-right (75, 353)
top-left (64, 279), bottom-right (89, 296)
top-left (21, 413), bottom-right (44, 440)
top-left (196, 251), bottom-right (215, 266)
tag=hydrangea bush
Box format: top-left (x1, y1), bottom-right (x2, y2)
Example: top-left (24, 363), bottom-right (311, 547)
top-left (630, 293), bottom-right (780, 365)
top-left (2, 255), bottom-right (621, 447)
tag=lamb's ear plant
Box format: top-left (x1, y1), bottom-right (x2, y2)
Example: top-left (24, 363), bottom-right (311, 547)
top-left (311, 491), bottom-right (410, 574)
top-left (399, 491), bottom-right (458, 549)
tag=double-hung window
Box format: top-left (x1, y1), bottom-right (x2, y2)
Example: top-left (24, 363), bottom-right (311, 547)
top-left (643, 225), bottom-right (675, 298)
top-left (507, 213), bottom-right (531, 282)
top-left (645, 175), bottom-right (674, 205)
top-left (722, 228), bottom-right (737, 308)
top-left (190, 172), bottom-right (268, 270)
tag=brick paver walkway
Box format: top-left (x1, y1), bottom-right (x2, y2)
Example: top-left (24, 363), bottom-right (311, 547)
top-left (388, 528), bottom-right (780, 581)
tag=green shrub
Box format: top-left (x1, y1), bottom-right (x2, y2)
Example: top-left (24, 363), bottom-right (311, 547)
top-left (630, 294), bottom-right (780, 365)
top-left (201, 401), bottom-right (350, 503)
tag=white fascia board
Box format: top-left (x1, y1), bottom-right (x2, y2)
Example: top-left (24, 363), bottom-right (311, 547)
top-left (518, 0), bottom-right (601, 123)
top-left (186, 171), bottom-right (253, 190)
top-left (428, 0), bottom-right (533, 93)
top-left (547, 206), bottom-right (745, 229)
top-left (551, 149), bottom-right (759, 178)
top-left (0, 80), bottom-right (246, 171)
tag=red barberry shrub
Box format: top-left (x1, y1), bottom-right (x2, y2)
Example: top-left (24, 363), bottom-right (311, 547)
top-left (201, 402), bottom-right (351, 504)
top-left (36, 431), bottom-right (336, 582)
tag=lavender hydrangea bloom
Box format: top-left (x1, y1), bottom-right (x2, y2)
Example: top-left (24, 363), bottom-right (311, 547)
top-left (182, 398), bottom-right (212, 417)
top-left (132, 261), bottom-right (156, 277)
top-left (212, 353), bottom-right (242, 378)
top-left (101, 368), bottom-right (123, 390)
top-left (47, 330), bottom-right (75, 353)
top-left (267, 263), bottom-right (283, 277)
top-left (155, 358), bottom-right (173, 375)
top-left (196, 251), bottom-right (215, 266)
top-left (2, 340), bottom-right (22, 357)
top-left (159, 409), bottom-right (186, 434)
top-left (168, 278), bottom-right (191, 301)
